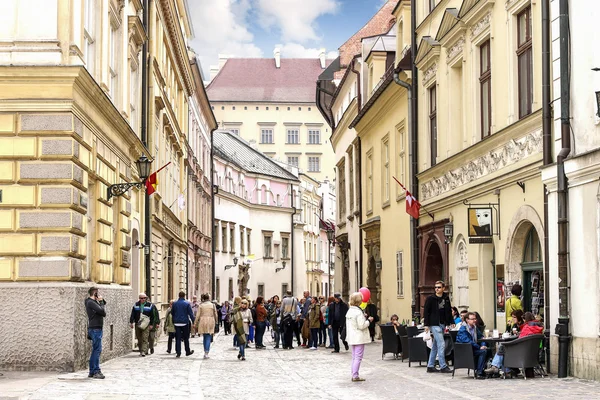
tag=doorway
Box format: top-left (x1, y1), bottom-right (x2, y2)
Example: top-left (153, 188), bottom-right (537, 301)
top-left (521, 227), bottom-right (543, 316)
top-left (421, 240), bottom-right (444, 308)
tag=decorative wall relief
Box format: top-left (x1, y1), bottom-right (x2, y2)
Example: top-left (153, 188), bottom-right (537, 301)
top-left (422, 62), bottom-right (438, 87)
top-left (446, 36), bottom-right (465, 63)
top-left (470, 11), bottom-right (492, 40)
top-left (420, 129), bottom-right (542, 201)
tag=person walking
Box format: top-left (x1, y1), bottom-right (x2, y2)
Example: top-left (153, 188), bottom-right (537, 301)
top-left (190, 295), bottom-right (199, 337)
top-left (346, 292), bottom-right (373, 382)
top-left (171, 291), bottom-right (195, 358)
top-left (147, 298), bottom-right (160, 355)
top-left (308, 296), bottom-right (321, 350)
top-left (279, 291), bottom-right (298, 349)
top-left (231, 297), bottom-right (242, 348)
top-left (328, 293), bottom-right (349, 353)
top-left (423, 280), bottom-right (453, 373)
top-left (234, 300), bottom-right (253, 360)
top-left (194, 293), bottom-right (218, 359)
top-left (129, 293), bottom-right (155, 357)
top-left (85, 287), bottom-right (106, 379)
top-left (163, 300), bottom-right (176, 354)
top-left (269, 297), bottom-right (282, 348)
top-left (318, 296), bottom-right (327, 347)
top-left (254, 296), bottom-right (268, 349)
top-left (325, 296), bottom-right (335, 348)
top-left (222, 301), bottom-right (232, 335)
top-left (299, 291), bottom-right (311, 347)
top-left (364, 301), bottom-right (379, 342)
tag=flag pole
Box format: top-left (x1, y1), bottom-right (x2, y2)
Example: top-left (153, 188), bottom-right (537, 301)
top-left (392, 176), bottom-right (434, 220)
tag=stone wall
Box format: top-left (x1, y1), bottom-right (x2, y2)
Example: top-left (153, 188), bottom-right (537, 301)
top-left (0, 282), bottom-right (132, 372)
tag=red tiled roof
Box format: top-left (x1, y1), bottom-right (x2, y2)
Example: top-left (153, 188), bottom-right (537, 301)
top-left (206, 58), bottom-right (330, 103)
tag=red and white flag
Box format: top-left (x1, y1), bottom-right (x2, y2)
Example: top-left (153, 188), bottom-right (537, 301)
top-left (393, 176), bottom-right (421, 219)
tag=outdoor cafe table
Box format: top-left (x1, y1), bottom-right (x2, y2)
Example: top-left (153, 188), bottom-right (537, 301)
top-left (478, 336), bottom-right (519, 343)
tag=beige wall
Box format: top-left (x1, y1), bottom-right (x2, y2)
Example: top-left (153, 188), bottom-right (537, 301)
top-left (211, 102), bottom-right (335, 183)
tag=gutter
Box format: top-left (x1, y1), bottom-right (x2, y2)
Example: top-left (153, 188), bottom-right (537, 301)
top-left (142, 0), bottom-right (152, 298)
top-left (291, 183), bottom-right (296, 295)
top-left (410, 0), bottom-right (420, 318)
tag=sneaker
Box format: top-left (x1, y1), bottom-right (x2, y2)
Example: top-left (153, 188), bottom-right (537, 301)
top-left (426, 367), bottom-right (439, 373)
top-left (439, 367), bottom-right (453, 373)
top-left (150, 348), bottom-right (154, 355)
top-left (475, 374), bottom-right (486, 380)
top-left (237, 353), bottom-right (242, 359)
top-left (203, 354), bottom-right (209, 359)
top-left (241, 357), bottom-right (246, 361)
top-left (351, 377), bottom-right (365, 382)
top-left (140, 353), bottom-right (145, 357)
top-left (92, 372), bottom-right (105, 379)
top-left (484, 366), bottom-right (499, 375)
top-left (88, 373), bottom-right (94, 378)
top-left (309, 347), bottom-right (317, 350)
top-left (301, 344), bottom-right (307, 347)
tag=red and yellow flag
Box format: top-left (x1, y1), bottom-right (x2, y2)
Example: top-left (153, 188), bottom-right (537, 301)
top-left (145, 162), bottom-right (170, 195)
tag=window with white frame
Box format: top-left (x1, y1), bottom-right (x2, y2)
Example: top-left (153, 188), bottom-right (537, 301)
top-left (396, 124), bottom-right (405, 199)
top-left (282, 237), bottom-right (289, 259)
top-left (287, 129), bottom-right (299, 144)
top-left (338, 159), bottom-right (346, 220)
top-left (308, 156), bottom-right (320, 172)
top-left (108, 18), bottom-right (120, 102)
top-left (263, 233), bottom-right (272, 258)
top-left (261, 128), bottom-right (273, 144)
top-left (396, 251), bottom-right (404, 296)
top-left (287, 156), bottom-right (299, 167)
top-left (367, 149), bottom-right (373, 212)
top-left (348, 149), bottom-right (354, 211)
top-left (382, 136), bottom-right (390, 204)
top-left (84, 0), bottom-right (96, 74)
top-left (129, 63), bottom-right (139, 134)
top-left (230, 128), bottom-right (239, 136)
top-left (308, 129), bottom-right (321, 144)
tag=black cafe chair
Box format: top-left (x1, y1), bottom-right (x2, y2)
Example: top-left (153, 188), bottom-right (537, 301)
top-left (408, 336), bottom-right (429, 367)
top-left (452, 343), bottom-right (476, 379)
top-left (399, 334), bottom-right (409, 362)
top-left (380, 324), bottom-right (401, 360)
top-left (398, 324), bottom-right (408, 337)
top-left (449, 329), bottom-right (458, 343)
top-left (406, 326), bottom-right (419, 338)
top-left (502, 334), bottom-right (545, 379)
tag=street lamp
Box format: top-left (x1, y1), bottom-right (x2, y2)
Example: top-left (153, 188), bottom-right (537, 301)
top-left (275, 260), bottom-right (287, 273)
top-left (224, 256), bottom-right (239, 270)
top-left (107, 155), bottom-right (152, 200)
top-left (326, 227), bottom-right (335, 298)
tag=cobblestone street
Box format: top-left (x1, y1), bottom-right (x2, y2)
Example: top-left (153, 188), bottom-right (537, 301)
top-left (2, 331), bottom-right (600, 400)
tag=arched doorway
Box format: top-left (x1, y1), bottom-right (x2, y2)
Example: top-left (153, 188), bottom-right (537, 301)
top-left (521, 227), bottom-right (543, 315)
top-left (421, 240), bottom-right (444, 307)
top-left (132, 228), bottom-right (140, 301)
top-left (418, 219), bottom-right (449, 316)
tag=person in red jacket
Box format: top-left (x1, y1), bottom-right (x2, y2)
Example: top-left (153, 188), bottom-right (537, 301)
top-left (484, 312), bottom-right (543, 377)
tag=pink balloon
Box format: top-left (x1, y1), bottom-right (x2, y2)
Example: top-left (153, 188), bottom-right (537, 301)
top-left (359, 287), bottom-right (371, 303)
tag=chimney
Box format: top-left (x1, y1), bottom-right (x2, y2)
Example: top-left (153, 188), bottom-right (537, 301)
top-left (218, 54), bottom-right (229, 69)
top-left (209, 65), bottom-right (219, 82)
top-left (319, 48), bottom-right (326, 69)
top-left (274, 47), bottom-right (281, 68)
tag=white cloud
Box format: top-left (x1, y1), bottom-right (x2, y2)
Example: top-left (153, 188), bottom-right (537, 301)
top-left (188, 0), bottom-right (263, 76)
top-left (257, 0), bottom-right (339, 43)
top-left (276, 43), bottom-right (339, 59)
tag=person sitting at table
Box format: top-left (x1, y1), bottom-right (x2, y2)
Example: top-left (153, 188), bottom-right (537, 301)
top-left (387, 314), bottom-right (401, 335)
top-left (509, 310), bottom-right (524, 333)
top-left (456, 312), bottom-right (488, 379)
top-left (474, 311), bottom-right (486, 333)
top-left (484, 312), bottom-right (543, 377)
top-left (451, 307), bottom-right (461, 325)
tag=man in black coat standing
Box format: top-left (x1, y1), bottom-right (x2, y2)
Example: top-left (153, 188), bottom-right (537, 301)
top-left (423, 280), bottom-right (453, 373)
top-left (328, 293), bottom-right (349, 353)
top-left (85, 287), bottom-right (106, 379)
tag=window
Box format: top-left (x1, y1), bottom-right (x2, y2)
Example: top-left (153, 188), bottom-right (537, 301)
top-left (480, 40), bottom-right (492, 137)
top-left (348, 149), bottom-right (354, 211)
top-left (221, 226), bottom-right (227, 252)
top-left (214, 222), bottom-right (219, 251)
top-left (247, 230), bottom-right (251, 254)
top-left (263, 234), bottom-right (272, 258)
top-left (308, 156), bottom-right (320, 172)
top-left (240, 228), bottom-right (245, 256)
top-left (287, 156), bottom-right (299, 167)
top-left (396, 251), bottom-right (404, 297)
top-left (130, 64), bottom-right (139, 134)
top-left (338, 160), bottom-right (346, 220)
top-left (230, 225), bottom-right (235, 252)
top-left (281, 283), bottom-right (288, 298)
top-left (429, 0), bottom-right (436, 13)
top-left (228, 278), bottom-right (234, 300)
top-left (230, 128), bottom-right (239, 136)
top-left (261, 128), bottom-right (273, 144)
top-left (216, 277), bottom-right (220, 302)
top-left (382, 137), bottom-right (390, 204)
top-left (517, 7), bottom-right (533, 118)
top-left (282, 237), bottom-right (289, 259)
top-left (429, 86), bottom-right (437, 166)
top-left (367, 150), bottom-right (373, 212)
top-left (258, 284), bottom-right (265, 298)
top-left (396, 125), bottom-right (406, 199)
top-left (308, 129), bottom-right (321, 144)
top-left (83, 0), bottom-right (96, 74)
top-left (287, 129), bottom-right (299, 144)
top-left (108, 21), bottom-right (120, 101)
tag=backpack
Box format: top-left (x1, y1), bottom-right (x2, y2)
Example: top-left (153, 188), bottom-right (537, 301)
top-left (251, 305), bottom-right (257, 323)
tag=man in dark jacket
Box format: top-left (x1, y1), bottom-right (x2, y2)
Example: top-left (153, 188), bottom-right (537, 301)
top-left (147, 298), bottom-right (160, 355)
top-left (171, 291), bottom-right (195, 357)
top-left (129, 293), bottom-right (157, 357)
top-left (365, 302), bottom-right (380, 342)
top-left (423, 280), bottom-right (453, 373)
top-left (85, 287), bottom-right (106, 379)
top-left (327, 293), bottom-right (349, 353)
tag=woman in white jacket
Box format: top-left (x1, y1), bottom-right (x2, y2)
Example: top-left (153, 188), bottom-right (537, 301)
top-left (345, 292), bottom-right (374, 382)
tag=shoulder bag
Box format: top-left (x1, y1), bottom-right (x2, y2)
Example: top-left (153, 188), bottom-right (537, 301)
top-left (137, 312), bottom-right (150, 330)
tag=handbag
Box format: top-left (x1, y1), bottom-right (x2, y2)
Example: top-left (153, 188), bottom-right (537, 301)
top-left (137, 313), bottom-right (150, 330)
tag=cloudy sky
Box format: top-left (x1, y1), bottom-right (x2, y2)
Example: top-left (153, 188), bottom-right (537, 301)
top-left (188, 0), bottom-right (387, 77)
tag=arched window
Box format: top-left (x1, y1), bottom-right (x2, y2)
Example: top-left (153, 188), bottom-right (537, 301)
top-left (522, 227), bottom-right (541, 263)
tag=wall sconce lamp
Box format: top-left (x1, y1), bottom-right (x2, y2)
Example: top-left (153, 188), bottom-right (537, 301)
top-left (444, 223), bottom-right (454, 244)
top-left (224, 256), bottom-right (238, 270)
top-left (276, 260), bottom-right (287, 273)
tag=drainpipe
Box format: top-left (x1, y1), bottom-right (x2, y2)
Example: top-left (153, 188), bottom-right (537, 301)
top-left (541, 0), bottom-right (552, 373)
top-left (410, 0), bottom-right (420, 319)
top-left (291, 183), bottom-right (296, 295)
top-left (556, 0), bottom-right (571, 379)
top-left (210, 130), bottom-right (216, 300)
top-left (349, 58), bottom-right (363, 288)
top-left (142, 0), bottom-right (152, 298)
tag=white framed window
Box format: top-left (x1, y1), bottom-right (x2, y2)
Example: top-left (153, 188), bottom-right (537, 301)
top-left (287, 156), bottom-right (299, 167)
top-left (230, 128), bottom-right (240, 136)
top-left (287, 129), bottom-right (299, 144)
top-left (108, 19), bottom-right (120, 102)
top-left (382, 136), bottom-right (390, 204)
top-left (84, 0), bottom-right (96, 74)
top-left (308, 129), bottom-right (321, 144)
top-left (396, 124), bottom-right (406, 200)
top-left (366, 149), bottom-right (373, 212)
top-left (263, 234), bottom-right (272, 258)
top-left (261, 128), bottom-right (273, 144)
top-left (129, 64), bottom-right (139, 134)
top-left (396, 251), bottom-right (404, 297)
top-left (308, 156), bottom-right (320, 172)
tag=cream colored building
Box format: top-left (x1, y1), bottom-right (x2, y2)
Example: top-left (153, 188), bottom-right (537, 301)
top-left (414, 0), bottom-right (545, 332)
top-left (0, 0), bottom-right (149, 370)
top-left (299, 173), bottom-right (325, 296)
top-left (207, 54), bottom-right (335, 183)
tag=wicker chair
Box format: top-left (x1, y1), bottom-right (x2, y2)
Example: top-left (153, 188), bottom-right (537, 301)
top-left (452, 343), bottom-right (476, 379)
top-left (408, 336), bottom-right (429, 367)
top-left (380, 324), bottom-right (401, 360)
top-left (502, 334), bottom-right (545, 379)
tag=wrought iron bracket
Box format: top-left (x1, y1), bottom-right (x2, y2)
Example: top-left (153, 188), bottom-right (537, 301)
top-left (107, 181), bottom-right (145, 201)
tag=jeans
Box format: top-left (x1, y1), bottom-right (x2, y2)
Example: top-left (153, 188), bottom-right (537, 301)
top-left (88, 328), bottom-right (102, 375)
top-left (328, 326), bottom-right (334, 347)
top-left (239, 335), bottom-right (248, 357)
top-left (248, 325), bottom-right (255, 342)
top-left (233, 334), bottom-right (238, 347)
top-left (166, 332), bottom-right (175, 353)
top-left (203, 333), bottom-right (212, 353)
top-left (310, 328), bottom-right (319, 348)
top-left (319, 321), bottom-right (326, 345)
top-left (175, 324), bottom-right (192, 356)
top-left (427, 325), bottom-right (447, 369)
top-left (274, 330), bottom-right (281, 347)
top-left (351, 344), bottom-right (365, 378)
top-left (473, 348), bottom-right (488, 375)
top-left (255, 321), bottom-right (266, 347)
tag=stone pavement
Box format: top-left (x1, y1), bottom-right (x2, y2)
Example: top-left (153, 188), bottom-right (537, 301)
top-left (2, 330), bottom-right (600, 400)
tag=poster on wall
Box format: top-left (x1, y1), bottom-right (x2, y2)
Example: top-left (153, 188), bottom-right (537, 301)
top-left (496, 279), bottom-right (505, 312)
top-left (468, 208), bottom-right (493, 237)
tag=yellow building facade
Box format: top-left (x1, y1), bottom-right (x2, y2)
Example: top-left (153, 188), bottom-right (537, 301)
top-left (414, 0), bottom-right (545, 332)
